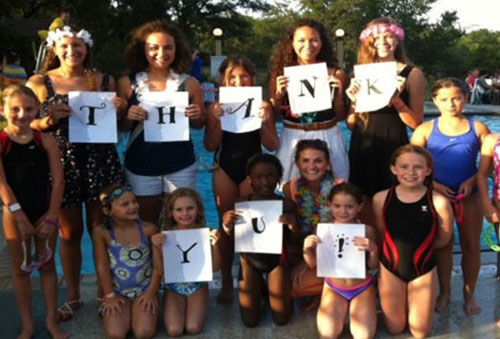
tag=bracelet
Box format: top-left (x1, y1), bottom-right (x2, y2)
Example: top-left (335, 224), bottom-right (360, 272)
top-left (44, 218), bottom-right (59, 228)
top-left (104, 292), bottom-right (116, 299)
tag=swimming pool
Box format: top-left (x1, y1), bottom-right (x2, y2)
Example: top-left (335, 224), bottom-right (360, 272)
top-left (59, 115), bottom-right (500, 275)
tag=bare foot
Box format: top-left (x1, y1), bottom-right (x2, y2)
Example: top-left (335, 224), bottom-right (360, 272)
top-left (216, 287), bottom-right (233, 305)
top-left (17, 327), bottom-right (35, 339)
top-left (464, 295), bottom-right (481, 315)
top-left (435, 292), bottom-right (450, 312)
top-left (46, 318), bottom-right (70, 339)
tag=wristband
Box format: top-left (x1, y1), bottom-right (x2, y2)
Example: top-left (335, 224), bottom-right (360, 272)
top-left (8, 203), bottom-right (21, 213)
top-left (44, 218), bottom-right (59, 228)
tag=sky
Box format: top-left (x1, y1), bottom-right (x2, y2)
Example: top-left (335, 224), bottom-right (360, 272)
top-left (427, 0), bottom-right (500, 31)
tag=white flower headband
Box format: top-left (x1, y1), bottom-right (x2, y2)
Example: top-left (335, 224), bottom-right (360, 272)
top-left (46, 26), bottom-right (94, 47)
top-left (359, 24), bottom-right (405, 43)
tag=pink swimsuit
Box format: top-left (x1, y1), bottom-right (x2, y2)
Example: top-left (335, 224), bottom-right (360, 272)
top-left (493, 137), bottom-right (500, 201)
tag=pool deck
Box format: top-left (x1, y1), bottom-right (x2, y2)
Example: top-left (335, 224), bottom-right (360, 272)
top-left (425, 102), bottom-right (500, 116)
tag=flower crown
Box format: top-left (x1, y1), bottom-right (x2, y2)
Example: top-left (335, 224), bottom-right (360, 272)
top-left (46, 26), bottom-right (94, 47)
top-left (359, 24), bottom-right (405, 43)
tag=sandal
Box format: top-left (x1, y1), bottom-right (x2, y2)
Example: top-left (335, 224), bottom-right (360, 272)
top-left (57, 299), bottom-right (83, 322)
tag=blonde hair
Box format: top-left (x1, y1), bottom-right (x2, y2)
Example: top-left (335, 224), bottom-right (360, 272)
top-left (390, 144), bottom-right (434, 186)
top-left (1, 85), bottom-right (39, 106)
top-left (161, 188), bottom-right (205, 230)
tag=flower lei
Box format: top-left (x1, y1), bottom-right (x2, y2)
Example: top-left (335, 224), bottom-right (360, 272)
top-left (359, 24), bottom-right (405, 42)
top-left (294, 172), bottom-right (334, 234)
top-left (46, 26), bottom-right (94, 47)
top-left (132, 69), bottom-right (183, 101)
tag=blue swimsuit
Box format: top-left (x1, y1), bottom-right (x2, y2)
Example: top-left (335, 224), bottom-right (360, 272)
top-left (107, 221), bottom-right (153, 299)
top-left (427, 118), bottom-right (480, 192)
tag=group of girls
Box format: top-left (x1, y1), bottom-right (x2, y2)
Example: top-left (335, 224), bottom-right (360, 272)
top-left (0, 10), bottom-right (499, 339)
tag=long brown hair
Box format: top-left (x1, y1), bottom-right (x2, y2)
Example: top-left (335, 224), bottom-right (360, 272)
top-left (269, 18), bottom-right (338, 100)
top-left (125, 20), bottom-right (191, 74)
top-left (41, 24), bottom-right (92, 72)
top-left (357, 17), bottom-right (409, 64)
top-left (218, 55), bottom-right (256, 86)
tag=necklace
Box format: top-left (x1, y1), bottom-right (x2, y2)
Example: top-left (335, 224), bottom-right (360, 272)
top-left (58, 68), bottom-right (96, 91)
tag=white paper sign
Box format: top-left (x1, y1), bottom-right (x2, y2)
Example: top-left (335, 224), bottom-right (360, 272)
top-left (283, 62), bottom-right (332, 114)
top-left (219, 86), bottom-right (262, 133)
top-left (353, 61), bottom-right (397, 112)
top-left (234, 200), bottom-right (283, 254)
top-left (316, 223), bottom-right (365, 279)
top-left (162, 228), bottom-right (212, 283)
top-left (141, 91), bottom-right (189, 142)
top-left (68, 91), bottom-right (117, 143)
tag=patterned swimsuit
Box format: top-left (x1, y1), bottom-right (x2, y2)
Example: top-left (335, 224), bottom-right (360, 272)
top-left (41, 75), bottom-right (125, 206)
top-left (492, 136), bottom-right (500, 201)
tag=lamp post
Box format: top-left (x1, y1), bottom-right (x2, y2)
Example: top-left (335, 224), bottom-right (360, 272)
top-left (335, 28), bottom-right (345, 69)
top-left (213, 28), bottom-right (223, 56)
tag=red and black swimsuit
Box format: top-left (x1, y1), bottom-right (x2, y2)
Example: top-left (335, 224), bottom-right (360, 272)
top-left (381, 186), bottom-right (438, 282)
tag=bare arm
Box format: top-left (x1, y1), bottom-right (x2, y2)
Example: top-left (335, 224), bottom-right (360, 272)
top-left (393, 67), bottom-right (425, 129)
top-left (143, 223), bottom-right (163, 294)
top-left (210, 229), bottom-right (222, 272)
top-left (331, 69), bottom-right (347, 121)
top-left (372, 190), bottom-right (389, 247)
top-left (41, 133), bottom-right (64, 222)
top-left (203, 103), bottom-right (223, 151)
top-left (478, 133), bottom-right (499, 222)
top-left (260, 100), bottom-right (279, 151)
top-left (93, 226), bottom-right (115, 295)
top-left (185, 77), bottom-right (205, 129)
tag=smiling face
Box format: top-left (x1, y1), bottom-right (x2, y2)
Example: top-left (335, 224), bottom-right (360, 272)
top-left (144, 32), bottom-right (176, 70)
top-left (1, 94), bottom-right (38, 129)
top-left (172, 196), bottom-right (198, 229)
top-left (54, 36), bottom-right (88, 68)
top-left (292, 26), bottom-right (322, 64)
top-left (390, 152), bottom-right (432, 188)
top-left (433, 86), bottom-right (465, 117)
top-left (228, 66), bottom-right (252, 87)
top-left (296, 148), bottom-right (330, 182)
top-left (248, 162), bottom-right (280, 197)
top-left (109, 191), bottom-right (139, 221)
top-left (329, 193), bottom-right (362, 224)
top-left (373, 31), bottom-right (398, 60)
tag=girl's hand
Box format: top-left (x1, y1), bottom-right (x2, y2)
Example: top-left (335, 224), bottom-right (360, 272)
top-left (275, 75), bottom-right (289, 100)
top-left (458, 177), bottom-right (475, 198)
top-left (221, 210), bottom-right (237, 233)
top-left (346, 79), bottom-right (361, 103)
top-left (212, 103), bottom-right (224, 119)
top-left (433, 181), bottom-right (456, 200)
top-left (395, 75), bottom-right (406, 94)
top-left (14, 212), bottom-right (36, 241)
top-left (111, 96), bottom-right (128, 114)
top-left (209, 229), bottom-right (221, 246)
top-left (137, 291), bottom-right (158, 314)
top-left (485, 204), bottom-right (500, 223)
top-left (127, 105), bottom-right (148, 121)
top-left (328, 74), bottom-right (342, 92)
top-left (352, 236), bottom-right (376, 253)
top-left (35, 218), bottom-right (57, 239)
top-left (185, 104), bottom-right (202, 120)
top-left (303, 234), bottom-right (320, 253)
top-left (100, 295), bottom-right (126, 318)
top-left (48, 103), bottom-right (70, 123)
top-left (258, 102), bottom-right (272, 121)
top-left (279, 213), bottom-right (298, 232)
top-left (151, 233), bottom-right (166, 247)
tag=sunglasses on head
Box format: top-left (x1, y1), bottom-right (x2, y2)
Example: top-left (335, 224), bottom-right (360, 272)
top-left (106, 186), bottom-right (133, 205)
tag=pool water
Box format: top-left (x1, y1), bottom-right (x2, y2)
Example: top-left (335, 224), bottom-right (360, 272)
top-left (58, 115), bottom-right (500, 275)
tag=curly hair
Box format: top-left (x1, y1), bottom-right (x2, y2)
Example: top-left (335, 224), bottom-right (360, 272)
top-left (41, 24), bottom-right (92, 72)
top-left (161, 188), bottom-right (206, 230)
top-left (245, 153), bottom-right (283, 180)
top-left (268, 18), bottom-right (338, 100)
top-left (218, 55), bottom-right (256, 86)
top-left (125, 20), bottom-right (191, 74)
top-left (357, 17), bottom-right (409, 64)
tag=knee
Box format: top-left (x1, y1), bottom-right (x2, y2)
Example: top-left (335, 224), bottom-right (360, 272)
top-left (104, 327), bottom-right (129, 339)
top-left (384, 319), bottom-right (405, 336)
top-left (409, 324), bottom-right (432, 339)
top-left (38, 260), bottom-right (56, 274)
top-left (132, 326), bottom-right (156, 339)
top-left (351, 327), bottom-right (375, 339)
top-left (271, 311), bottom-right (291, 326)
top-left (185, 321), bottom-right (204, 335)
top-left (318, 326), bottom-right (343, 339)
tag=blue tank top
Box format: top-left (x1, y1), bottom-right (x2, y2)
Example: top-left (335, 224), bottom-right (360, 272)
top-left (427, 118), bottom-right (479, 192)
top-left (107, 221), bottom-right (153, 299)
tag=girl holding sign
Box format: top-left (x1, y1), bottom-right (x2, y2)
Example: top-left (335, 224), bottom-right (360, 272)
top-left (283, 139), bottom-right (343, 304)
top-left (118, 20), bottom-right (204, 225)
top-left (0, 85), bottom-right (67, 339)
top-left (373, 145), bottom-right (453, 338)
top-left (411, 78), bottom-right (489, 314)
top-left (93, 184), bottom-right (161, 339)
top-left (346, 17), bottom-right (425, 222)
top-left (303, 183), bottom-right (378, 339)
top-left (269, 18), bottom-right (349, 183)
top-left (151, 188), bottom-right (221, 336)
top-left (222, 154), bottom-right (297, 327)
top-left (26, 24), bottom-right (126, 321)
top-left (204, 55), bottom-right (279, 304)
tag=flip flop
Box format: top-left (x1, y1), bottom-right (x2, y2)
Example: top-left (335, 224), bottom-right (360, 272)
top-left (57, 299), bottom-right (83, 322)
